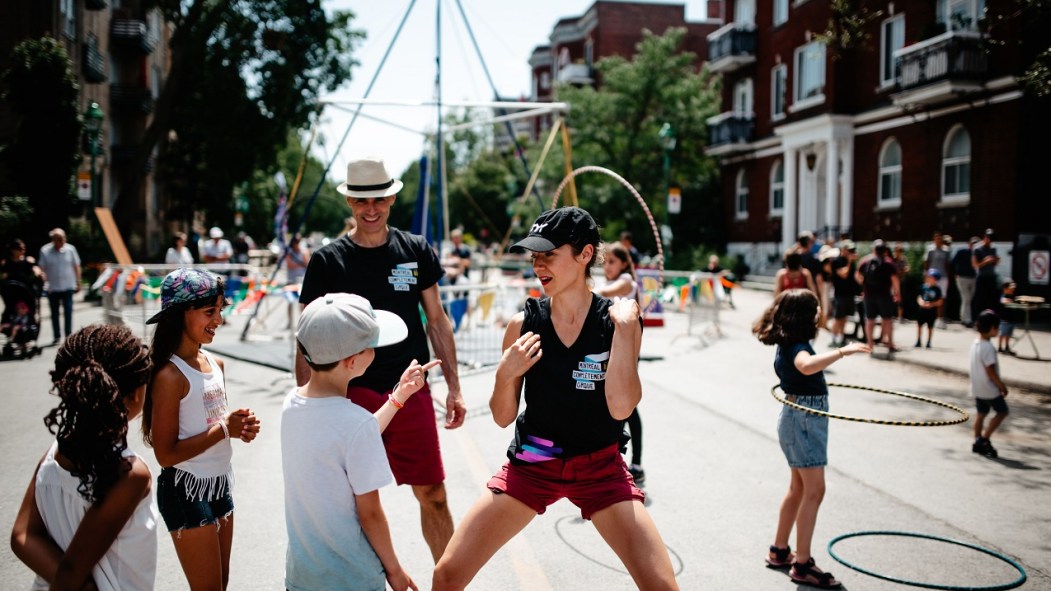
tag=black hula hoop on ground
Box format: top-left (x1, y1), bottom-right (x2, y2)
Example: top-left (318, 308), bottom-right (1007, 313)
top-left (770, 383), bottom-right (969, 426)
top-left (828, 530), bottom-right (1027, 591)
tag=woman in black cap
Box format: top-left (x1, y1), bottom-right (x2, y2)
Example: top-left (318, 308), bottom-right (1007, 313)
top-left (433, 207), bottom-right (678, 590)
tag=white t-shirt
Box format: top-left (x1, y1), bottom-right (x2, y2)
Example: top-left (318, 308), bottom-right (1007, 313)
top-left (38, 243), bottom-right (81, 292)
top-left (281, 389), bottom-right (394, 591)
top-left (969, 338), bottom-right (1000, 399)
top-left (200, 238), bottom-right (233, 262)
top-left (32, 442), bottom-right (157, 591)
top-left (164, 246), bottom-right (194, 265)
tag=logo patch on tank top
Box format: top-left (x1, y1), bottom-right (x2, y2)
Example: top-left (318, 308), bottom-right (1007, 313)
top-left (573, 351), bottom-right (609, 390)
top-left (388, 262), bottom-right (419, 292)
top-left (202, 383), bottom-right (228, 425)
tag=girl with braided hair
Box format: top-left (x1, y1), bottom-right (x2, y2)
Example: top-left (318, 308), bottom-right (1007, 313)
top-left (11, 324), bottom-right (157, 590)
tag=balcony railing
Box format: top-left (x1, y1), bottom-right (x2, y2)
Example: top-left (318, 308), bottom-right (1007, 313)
top-left (707, 24), bottom-right (757, 73)
top-left (111, 19), bottom-right (155, 54)
top-left (110, 84), bottom-right (154, 114)
top-left (557, 63), bottom-right (593, 85)
top-left (892, 31), bottom-right (987, 106)
top-left (705, 112), bottom-right (754, 155)
top-left (82, 42), bottom-right (106, 83)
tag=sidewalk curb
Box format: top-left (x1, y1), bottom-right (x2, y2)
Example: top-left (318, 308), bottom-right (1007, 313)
top-left (892, 355), bottom-right (1051, 395)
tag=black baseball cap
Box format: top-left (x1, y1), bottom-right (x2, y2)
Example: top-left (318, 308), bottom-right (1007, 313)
top-left (510, 207), bottom-right (600, 253)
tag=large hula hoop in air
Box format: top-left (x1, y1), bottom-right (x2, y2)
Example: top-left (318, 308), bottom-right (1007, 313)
top-left (828, 531), bottom-right (1027, 590)
top-left (770, 383), bottom-right (969, 426)
top-left (551, 165), bottom-right (664, 282)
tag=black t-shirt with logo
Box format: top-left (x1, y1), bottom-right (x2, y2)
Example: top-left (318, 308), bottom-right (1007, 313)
top-left (507, 295), bottom-right (634, 462)
top-left (299, 228), bottom-right (443, 392)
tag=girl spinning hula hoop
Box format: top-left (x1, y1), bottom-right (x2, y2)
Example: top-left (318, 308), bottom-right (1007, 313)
top-left (753, 288), bottom-right (871, 589)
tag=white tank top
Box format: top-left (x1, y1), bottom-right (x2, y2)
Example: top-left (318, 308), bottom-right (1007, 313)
top-left (618, 272), bottom-right (639, 301)
top-left (32, 442), bottom-right (157, 591)
top-left (167, 350), bottom-right (234, 500)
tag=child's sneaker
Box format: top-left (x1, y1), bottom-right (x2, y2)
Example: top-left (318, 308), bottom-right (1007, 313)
top-left (926, 342), bottom-right (932, 348)
top-left (972, 438), bottom-right (989, 454)
top-left (983, 441), bottom-right (999, 458)
top-left (628, 464), bottom-right (646, 487)
top-left (915, 340), bottom-right (922, 348)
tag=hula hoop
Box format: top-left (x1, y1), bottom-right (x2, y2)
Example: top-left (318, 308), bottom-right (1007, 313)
top-left (770, 383), bottom-right (969, 426)
top-left (828, 530), bottom-right (1027, 591)
top-left (551, 165), bottom-right (664, 282)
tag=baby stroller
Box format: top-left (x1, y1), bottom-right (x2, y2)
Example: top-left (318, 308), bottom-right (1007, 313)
top-left (1, 279), bottom-right (41, 359)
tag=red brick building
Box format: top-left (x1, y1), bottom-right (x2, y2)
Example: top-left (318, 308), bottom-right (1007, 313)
top-left (705, 0), bottom-right (1049, 283)
top-left (527, 1), bottom-right (721, 139)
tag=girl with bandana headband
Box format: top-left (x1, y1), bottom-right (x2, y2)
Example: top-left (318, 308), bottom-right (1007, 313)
top-left (141, 268), bottom-right (261, 589)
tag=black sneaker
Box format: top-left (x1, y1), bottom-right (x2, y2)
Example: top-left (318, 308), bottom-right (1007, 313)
top-left (983, 441), bottom-right (999, 458)
top-left (972, 438), bottom-right (989, 454)
top-left (926, 342), bottom-right (932, 348)
top-left (628, 465), bottom-right (646, 487)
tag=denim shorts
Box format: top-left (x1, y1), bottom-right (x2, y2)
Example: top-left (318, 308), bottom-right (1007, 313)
top-left (777, 395), bottom-right (829, 468)
top-left (998, 322), bottom-right (1015, 337)
top-left (157, 467), bottom-right (234, 532)
top-left (976, 396), bottom-right (1009, 416)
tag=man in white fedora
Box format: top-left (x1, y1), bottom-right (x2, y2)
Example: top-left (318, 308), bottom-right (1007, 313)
top-left (296, 156), bottom-right (465, 562)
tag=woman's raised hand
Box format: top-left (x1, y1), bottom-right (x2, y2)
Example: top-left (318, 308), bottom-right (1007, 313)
top-left (500, 331), bottom-right (543, 377)
top-left (608, 297), bottom-right (641, 326)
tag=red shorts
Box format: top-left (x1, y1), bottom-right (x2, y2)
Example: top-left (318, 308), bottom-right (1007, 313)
top-left (487, 444), bottom-right (644, 520)
top-left (347, 384), bottom-right (445, 486)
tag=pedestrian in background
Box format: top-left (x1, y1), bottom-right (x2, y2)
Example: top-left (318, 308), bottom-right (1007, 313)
top-left (774, 248), bottom-right (817, 298)
top-left (164, 232), bottom-right (195, 266)
top-left (434, 207), bottom-right (679, 591)
top-left (998, 279), bottom-right (1018, 355)
top-left (753, 289), bottom-right (869, 589)
top-left (828, 240), bottom-right (858, 348)
top-left (142, 268), bottom-right (261, 590)
top-left (11, 325), bottom-right (156, 590)
top-left (923, 231), bottom-right (951, 329)
top-left (37, 228), bottom-right (81, 344)
top-left (952, 236), bottom-right (979, 327)
top-left (594, 241), bottom-right (645, 486)
top-left (892, 243), bottom-right (910, 323)
top-left (200, 227), bottom-right (233, 265)
top-left (856, 240), bottom-right (900, 352)
top-left (915, 269), bottom-right (944, 349)
top-left (283, 293), bottom-right (438, 591)
top-left (970, 310), bottom-right (1009, 458)
top-left (972, 229), bottom-right (1000, 323)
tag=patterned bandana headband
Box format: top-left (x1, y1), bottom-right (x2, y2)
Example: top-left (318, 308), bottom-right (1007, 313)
top-left (146, 268), bottom-right (223, 324)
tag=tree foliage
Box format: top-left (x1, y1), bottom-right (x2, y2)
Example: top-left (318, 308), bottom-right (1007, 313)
top-left (0, 37), bottom-right (82, 246)
top-left (126, 1), bottom-right (363, 236)
top-left (555, 27), bottom-right (721, 264)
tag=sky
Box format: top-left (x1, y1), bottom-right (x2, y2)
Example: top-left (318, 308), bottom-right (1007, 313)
top-left (317, 0), bottom-right (711, 181)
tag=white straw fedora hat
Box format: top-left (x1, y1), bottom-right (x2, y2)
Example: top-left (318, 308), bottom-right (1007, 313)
top-left (336, 156), bottom-right (404, 198)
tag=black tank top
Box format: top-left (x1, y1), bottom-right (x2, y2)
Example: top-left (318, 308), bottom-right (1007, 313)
top-left (507, 295), bottom-right (629, 462)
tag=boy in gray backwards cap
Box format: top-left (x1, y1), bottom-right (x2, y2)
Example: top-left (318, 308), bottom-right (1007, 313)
top-left (282, 292), bottom-right (440, 591)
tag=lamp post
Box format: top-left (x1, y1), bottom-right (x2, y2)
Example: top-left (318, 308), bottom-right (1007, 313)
top-left (657, 122), bottom-right (676, 255)
top-left (83, 101), bottom-right (104, 209)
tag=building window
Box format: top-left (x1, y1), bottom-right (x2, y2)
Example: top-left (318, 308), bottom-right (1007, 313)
top-left (878, 138), bottom-right (902, 207)
top-left (735, 0), bottom-right (756, 25)
top-left (774, 0), bottom-right (788, 26)
top-left (733, 78), bottom-right (754, 114)
top-left (540, 71), bottom-right (550, 90)
top-left (735, 169), bottom-right (749, 220)
top-left (939, 0), bottom-right (985, 30)
top-left (770, 160), bottom-right (784, 215)
top-left (585, 39), bottom-right (594, 68)
top-left (880, 15), bottom-right (905, 87)
top-left (942, 125), bottom-right (971, 203)
top-left (793, 42), bottom-right (826, 105)
top-left (771, 65), bottom-right (787, 120)
top-left (60, 0), bottom-right (76, 38)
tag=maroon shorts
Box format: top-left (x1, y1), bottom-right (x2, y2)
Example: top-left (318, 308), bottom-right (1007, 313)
top-left (487, 444), bottom-right (644, 520)
top-left (347, 384), bottom-right (445, 486)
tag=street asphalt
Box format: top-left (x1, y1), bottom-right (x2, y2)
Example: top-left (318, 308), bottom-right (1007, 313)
top-left (2, 286), bottom-right (1049, 590)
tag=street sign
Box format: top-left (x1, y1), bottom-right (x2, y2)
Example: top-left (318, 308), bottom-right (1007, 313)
top-left (1030, 250), bottom-right (1049, 285)
top-left (667, 187), bottom-right (681, 214)
top-left (77, 171), bottom-right (91, 201)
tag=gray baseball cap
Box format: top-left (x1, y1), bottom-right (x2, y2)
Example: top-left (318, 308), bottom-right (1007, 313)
top-left (297, 293), bottom-right (407, 365)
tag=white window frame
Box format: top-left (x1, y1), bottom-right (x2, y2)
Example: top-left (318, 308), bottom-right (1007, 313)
top-left (735, 0), bottom-right (756, 25)
top-left (735, 169), bottom-right (749, 220)
top-left (941, 125), bottom-right (971, 205)
top-left (771, 65), bottom-right (787, 121)
top-left (770, 160), bottom-right (784, 216)
top-left (939, 0), bottom-right (985, 30)
top-left (790, 41), bottom-right (826, 112)
top-left (877, 138), bottom-right (902, 209)
top-left (774, 0), bottom-right (789, 26)
top-left (60, 0), bottom-right (76, 39)
top-left (733, 78), bottom-right (754, 115)
top-left (880, 14), bottom-right (905, 89)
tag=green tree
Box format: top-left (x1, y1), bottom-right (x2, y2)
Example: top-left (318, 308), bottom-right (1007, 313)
top-left (555, 27), bottom-right (721, 265)
top-left (125, 1), bottom-right (363, 235)
top-left (0, 37), bottom-right (82, 246)
top-left (0, 196), bottom-right (33, 246)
